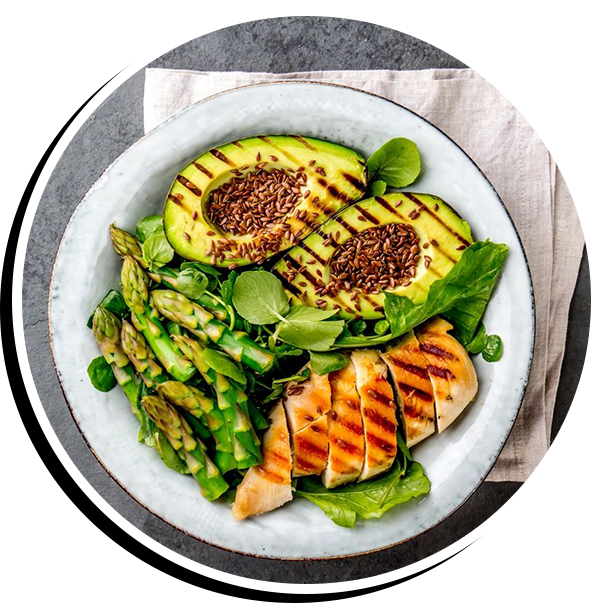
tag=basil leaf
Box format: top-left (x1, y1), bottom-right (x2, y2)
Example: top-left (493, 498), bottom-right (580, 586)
top-left (295, 461), bottom-right (430, 528)
top-left (142, 234), bottom-right (174, 269)
top-left (309, 351), bottom-right (349, 375)
top-left (482, 334), bottom-right (504, 362)
top-left (87, 289), bottom-right (129, 328)
top-left (202, 348), bottom-right (247, 384)
top-left (135, 215), bottom-right (164, 243)
top-left (368, 180), bottom-right (387, 196)
top-left (176, 267), bottom-right (209, 298)
top-left (367, 138), bottom-right (421, 187)
top-left (87, 356), bottom-right (117, 392)
top-left (279, 306), bottom-right (345, 351)
top-left (232, 271), bottom-right (290, 325)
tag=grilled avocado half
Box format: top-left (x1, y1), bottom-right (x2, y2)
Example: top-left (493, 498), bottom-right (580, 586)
top-left (163, 135), bottom-right (367, 266)
top-left (274, 192), bottom-right (473, 319)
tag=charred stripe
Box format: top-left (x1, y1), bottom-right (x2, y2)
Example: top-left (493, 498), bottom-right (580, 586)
top-left (342, 172), bottom-right (366, 192)
top-left (386, 357), bottom-right (430, 380)
top-left (427, 365), bottom-right (456, 380)
top-left (193, 162), bottom-right (215, 178)
top-left (356, 206), bottom-right (381, 225)
top-left (298, 242), bottom-right (328, 266)
top-left (209, 149), bottom-right (236, 167)
top-left (334, 216), bottom-right (359, 236)
top-left (363, 407), bottom-right (397, 433)
top-left (419, 342), bottom-right (456, 360)
top-left (398, 382), bottom-right (434, 403)
top-left (176, 175), bottom-right (201, 196)
top-left (375, 196), bottom-right (404, 217)
top-left (287, 134), bottom-right (316, 150)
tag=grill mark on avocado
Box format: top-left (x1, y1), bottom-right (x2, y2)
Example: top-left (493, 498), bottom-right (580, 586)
top-left (359, 293), bottom-right (382, 311)
top-left (356, 206), bottom-right (381, 225)
top-left (397, 382), bottom-right (434, 404)
top-left (286, 256), bottom-right (323, 288)
top-left (334, 216), bottom-right (359, 236)
top-left (257, 136), bottom-right (302, 165)
top-left (298, 242), bottom-right (328, 266)
top-left (342, 172), bottom-right (366, 192)
top-left (404, 193), bottom-right (471, 245)
top-left (313, 229), bottom-right (337, 247)
top-left (209, 149), bottom-right (236, 167)
top-left (168, 194), bottom-right (182, 205)
top-left (231, 140), bottom-right (244, 148)
top-left (193, 162), bottom-right (214, 179)
top-left (317, 177), bottom-right (353, 203)
top-left (176, 175), bottom-right (201, 196)
top-left (375, 196), bottom-right (404, 217)
top-left (281, 278), bottom-right (304, 296)
top-left (308, 196), bottom-right (333, 217)
top-left (287, 134), bottom-right (316, 150)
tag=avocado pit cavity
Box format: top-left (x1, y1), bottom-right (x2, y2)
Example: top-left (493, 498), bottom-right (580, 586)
top-left (328, 223), bottom-right (420, 295)
top-left (206, 168), bottom-right (307, 236)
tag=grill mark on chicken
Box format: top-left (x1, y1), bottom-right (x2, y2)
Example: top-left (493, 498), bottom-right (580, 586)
top-left (366, 432), bottom-right (396, 453)
top-left (296, 438), bottom-right (327, 458)
top-left (427, 365), bottom-right (456, 380)
top-left (385, 356), bottom-right (430, 380)
top-left (397, 382), bottom-right (434, 403)
top-left (364, 387), bottom-right (394, 407)
top-left (419, 342), bottom-right (455, 360)
top-left (363, 407), bottom-right (397, 433)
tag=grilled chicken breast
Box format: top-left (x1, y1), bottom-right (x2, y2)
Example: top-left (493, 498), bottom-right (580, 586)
top-left (351, 350), bottom-right (398, 481)
top-left (283, 367), bottom-right (331, 477)
top-left (232, 402), bottom-right (292, 520)
top-left (382, 331), bottom-right (436, 447)
top-left (323, 360), bottom-right (365, 488)
top-left (415, 317), bottom-right (478, 432)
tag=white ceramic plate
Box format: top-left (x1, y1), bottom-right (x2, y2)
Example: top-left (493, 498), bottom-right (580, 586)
top-left (49, 81), bottom-right (534, 559)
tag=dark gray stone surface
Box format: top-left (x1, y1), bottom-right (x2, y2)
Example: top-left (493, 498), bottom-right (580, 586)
top-left (21, 16), bottom-right (589, 584)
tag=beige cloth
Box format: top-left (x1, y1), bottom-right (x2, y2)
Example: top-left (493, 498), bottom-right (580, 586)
top-left (144, 68), bottom-right (585, 482)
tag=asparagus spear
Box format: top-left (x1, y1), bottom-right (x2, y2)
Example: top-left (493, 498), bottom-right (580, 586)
top-left (151, 289), bottom-right (275, 374)
top-left (91, 307), bottom-right (189, 473)
top-left (121, 256), bottom-right (195, 382)
top-left (171, 333), bottom-right (262, 469)
top-left (109, 224), bottom-right (227, 320)
top-left (120, 319), bottom-right (167, 388)
top-left (142, 395), bottom-right (228, 500)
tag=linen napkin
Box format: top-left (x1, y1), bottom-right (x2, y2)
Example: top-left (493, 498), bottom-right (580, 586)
top-left (144, 68), bottom-right (585, 482)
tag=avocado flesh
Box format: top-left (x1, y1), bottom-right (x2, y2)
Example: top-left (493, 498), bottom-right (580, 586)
top-left (273, 193), bottom-right (473, 320)
top-left (163, 135), bottom-right (367, 266)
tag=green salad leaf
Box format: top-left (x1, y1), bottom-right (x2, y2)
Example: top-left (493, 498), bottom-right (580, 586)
top-left (295, 461), bottom-right (430, 528)
top-left (335, 240), bottom-right (508, 348)
top-left (176, 267), bottom-right (209, 298)
top-left (278, 306), bottom-right (345, 351)
top-left (368, 180), bottom-right (387, 197)
top-left (367, 138), bottom-right (421, 187)
top-left (87, 356), bottom-right (117, 392)
top-left (233, 271), bottom-right (290, 325)
top-left (135, 215), bottom-right (164, 243)
top-left (142, 233), bottom-right (174, 269)
top-left (87, 289), bottom-right (130, 328)
top-left (202, 348), bottom-right (247, 385)
top-left (309, 351), bottom-right (349, 375)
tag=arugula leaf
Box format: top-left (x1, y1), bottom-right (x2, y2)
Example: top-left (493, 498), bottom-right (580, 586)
top-left (309, 351), bottom-right (349, 375)
top-left (135, 215), bottom-right (164, 243)
top-left (87, 356), bottom-right (117, 392)
top-left (87, 289), bottom-right (130, 328)
top-left (272, 367), bottom-right (311, 386)
top-left (202, 348), bottom-right (247, 385)
top-left (142, 234), bottom-right (174, 270)
top-left (279, 306), bottom-right (345, 351)
top-left (368, 180), bottom-right (387, 197)
top-left (233, 271), bottom-right (290, 325)
top-left (367, 138), bottom-right (421, 187)
top-left (335, 241), bottom-right (508, 348)
top-left (295, 461), bottom-right (430, 528)
top-left (176, 267), bottom-right (209, 298)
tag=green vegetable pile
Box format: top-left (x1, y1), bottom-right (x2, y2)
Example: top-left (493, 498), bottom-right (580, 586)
top-left (86, 137), bottom-right (508, 527)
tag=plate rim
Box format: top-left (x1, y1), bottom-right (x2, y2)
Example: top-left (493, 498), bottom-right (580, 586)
top-left (47, 79), bottom-right (536, 561)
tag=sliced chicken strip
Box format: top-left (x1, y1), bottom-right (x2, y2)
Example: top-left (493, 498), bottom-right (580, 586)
top-left (351, 350), bottom-right (398, 482)
top-left (415, 317), bottom-right (478, 432)
top-left (232, 401), bottom-right (292, 520)
top-left (382, 331), bottom-right (436, 447)
top-left (283, 366), bottom-right (332, 477)
top-left (322, 360), bottom-right (365, 488)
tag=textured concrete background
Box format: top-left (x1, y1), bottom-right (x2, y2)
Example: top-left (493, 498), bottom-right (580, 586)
top-left (22, 16), bottom-right (589, 584)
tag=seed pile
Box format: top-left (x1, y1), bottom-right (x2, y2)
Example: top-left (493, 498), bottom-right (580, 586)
top-left (328, 223), bottom-right (421, 295)
top-left (207, 168), bottom-right (306, 236)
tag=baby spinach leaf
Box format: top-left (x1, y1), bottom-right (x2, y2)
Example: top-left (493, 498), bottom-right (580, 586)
top-left (135, 215), bottom-right (164, 243)
top-left (202, 348), bottom-right (247, 384)
top-left (367, 138), bottom-right (421, 187)
top-left (87, 356), bottom-right (117, 392)
top-left (295, 461), bottom-right (430, 528)
top-left (232, 271), bottom-right (290, 325)
top-left (142, 234), bottom-right (174, 270)
top-left (275, 345), bottom-right (304, 358)
top-left (482, 334), bottom-right (504, 362)
top-left (348, 319), bottom-right (367, 335)
top-left (368, 180), bottom-right (387, 197)
top-left (87, 289), bottom-right (129, 328)
top-left (176, 267), bottom-right (209, 298)
top-left (374, 319), bottom-right (390, 335)
top-left (309, 351), bottom-right (349, 375)
top-left (279, 306), bottom-right (345, 351)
